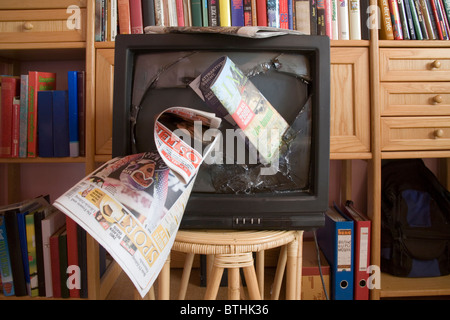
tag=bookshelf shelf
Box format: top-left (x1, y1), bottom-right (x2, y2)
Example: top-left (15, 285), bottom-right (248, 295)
top-left (381, 273), bottom-right (450, 298)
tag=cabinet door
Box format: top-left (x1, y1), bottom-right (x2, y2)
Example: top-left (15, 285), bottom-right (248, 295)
top-left (330, 47), bottom-right (371, 157)
top-left (95, 49), bottom-right (114, 156)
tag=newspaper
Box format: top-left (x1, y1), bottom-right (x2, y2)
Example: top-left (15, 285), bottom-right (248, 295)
top-left (53, 107), bottom-right (221, 297)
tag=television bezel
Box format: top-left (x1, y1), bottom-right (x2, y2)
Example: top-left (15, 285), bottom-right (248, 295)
top-left (112, 33), bottom-right (330, 230)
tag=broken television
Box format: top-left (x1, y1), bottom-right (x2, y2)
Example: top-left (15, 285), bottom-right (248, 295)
top-left (112, 33), bottom-right (330, 230)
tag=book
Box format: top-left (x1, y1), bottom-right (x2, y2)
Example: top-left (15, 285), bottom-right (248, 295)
top-left (130, 0), bottom-right (144, 33)
top-left (58, 229), bottom-right (69, 298)
top-left (199, 56), bottom-right (289, 164)
top-left (409, 0), bottom-right (424, 39)
top-left (420, 0), bottom-right (438, 38)
top-left (50, 225), bottom-right (65, 298)
top-left (389, 0), bottom-right (404, 39)
top-left (219, 0), bottom-right (231, 25)
top-left (317, 0), bottom-right (327, 35)
top-left (429, 0), bottom-right (447, 38)
top-left (331, 0), bottom-right (339, 38)
top-left (11, 96), bottom-right (20, 158)
top-left (379, 0), bottom-right (395, 39)
top-left (19, 75), bottom-right (28, 158)
top-left (325, 0), bottom-right (333, 37)
top-left (349, 0), bottom-right (362, 39)
top-left (436, 0), bottom-right (450, 37)
top-left (41, 209), bottom-right (65, 297)
top-left (360, 0), bottom-right (371, 39)
top-left (310, 0), bottom-right (318, 34)
top-left (439, 0), bottom-right (450, 34)
top-left (142, 0), bottom-right (157, 26)
top-left (231, 0), bottom-right (245, 26)
top-left (295, 0), bottom-right (311, 33)
top-left (403, 0), bottom-right (417, 39)
top-left (413, 0), bottom-right (429, 39)
top-left (208, 0), bottom-right (220, 25)
top-left (279, 0), bottom-right (289, 29)
top-left (154, 0), bottom-right (165, 25)
top-left (177, 0), bottom-right (186, 26)
top-left (77, 71), bottom-right (86, 157)
top-left (34, 207), bottom-right (48, 297)
top-left (191, 0), bottom-right (203, 25)
top-left (118, 0), bottom-right (131, 33)
top-left (53, 90), bottom-right (70, 157)
top-left (27, 71), bottom-right (56, 158)
top-left (243, 0), bottom-right (252, 25)
top-left (0, 214), bottom-right (14, 296)
top-left (267, 0), bottom-right (280, 27)
top-left (317, 207), bottom-right (354, 300)
top-left (66, 216), bottom-right (80, 298)
top-left (287, 0), bottom-right (294, 29)
top-left (0, 76), bottom-right (20, 158)
top-left (37, 91), bottom-right (54, 158)
top-left (68, 71), bottom-right (79, 157)
top-left (256, 0), bottom-right (267, 26)
top-left (338, 0), bottom-right (350, 39)
top-left (398, 0), bottom-right (411, 39)
top-left (25, 211), bottom-right (39, 296)
top-left (201, 0), bottom-right (209, 26)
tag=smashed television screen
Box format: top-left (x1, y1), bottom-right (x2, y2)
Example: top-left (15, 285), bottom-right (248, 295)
top-left (131, 51), bottom-right (313, 195)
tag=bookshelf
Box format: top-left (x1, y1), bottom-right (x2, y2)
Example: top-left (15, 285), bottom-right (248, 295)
top-left (1, 0), bottom-right (450, 300)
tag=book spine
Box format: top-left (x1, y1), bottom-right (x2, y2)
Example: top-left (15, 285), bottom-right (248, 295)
top-left (288, 0), bottom-right (294, 29)
top-left (25, 214), bottom-right (38, 297)
top-left (0, 77), bottom-right (19, 157)
top-left (208, 0), bottom-right (220, 25)
top-left (403, 0), bottom-right (417, 38)
top-left (267, 0), bottom-right (280, 27)
top-left (316, 0), bottom-right (326, 35)
top-left (443, 0), bottom-right (450, 22)
top-left (256, 0), bottom-right (267, 26)
top-left (389, 0), bottom-right (404, 39)
top-left (437, 0), bottom-right (450, 37)
top-left (191, 0), bottom-right (203, 25)
top-left (19, 75), bottom-right (28, 158)
top-left (338, 0), bottom-right (350, 39)
top-left (379, 0), bottom-right (395, 39)
top-left (420, 0), bottom-right (437, 38)
top-left (37, 91), bottom-right (54, 158)
top-left (231, 0), bottom-right (245, 25)
top-left (244, 0), bottom-right (252, 25)
top-left (279, 0), bottom-right (289, 28)
top-left (77, 71), bottom-right (86, 157)
top-left (218, 0), bottom-right (231, 25)
top-left (142, 0), bottom-right (157, 26)
top-left (154, 0), bottom-right (165, 25)
top-left (429, 0), bottom-right (445, 38)
top-left (68, 71), bottom-right (79, 157)
top-left (325, 0), bottom-right (332, 37)
top-left (11, 97), bottom-right (20, 158)
top-left (295, 0), bottom-right (311, 34)
top-left (117, 0), bottom-right (131, 33)
top-left (349, 0), bottom-right (362, 39)
top-left (66, 217), bottom-right (80, 298)
top-left (0, 215), bottom-right (15, 296)
top-left (310, 0), bottom-right (318, 34)
top-left (177, 0), bottom-right (186, 25)
top-left (109, 0), bottom-right (118, 40)
top-left (27, 71), bottom-right (56, 158)
top-left (53, 91), bottom-right (70, 157)
top-left (331, 0), bottom-right (339, 38)
top-left (397, 0), bottom-right (411, 39)
top-left (409, 0), bottom-right (423, 38)
top-left (130, 0), bottom-right (144, 33)
top-left (413, 0), bottom-right (429, 38)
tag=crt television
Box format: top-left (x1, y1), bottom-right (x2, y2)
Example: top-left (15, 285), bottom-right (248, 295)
top-left (112, 32), bottom-right (330, 230)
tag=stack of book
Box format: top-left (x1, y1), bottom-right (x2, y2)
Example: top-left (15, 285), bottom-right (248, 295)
top-left (95, 0), bottom-right (370, 41)
top-left (0, 196), bottom-right (90, 298)
top-left (0, 71), bottom-right (85, 159)
top-left (379, 0), bottom-right (450, 40)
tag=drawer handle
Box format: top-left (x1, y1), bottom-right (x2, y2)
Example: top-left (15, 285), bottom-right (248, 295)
top-left (431, 60), bottom-right (441, 69)
top-left (433, 95), bottom-right (443, 104)
top-left (434, 129), bottom-right (444, 138)
top-left (23, 22), bottom-right (34, 30)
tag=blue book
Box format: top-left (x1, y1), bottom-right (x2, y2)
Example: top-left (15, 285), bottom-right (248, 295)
top-left (37, 91), bottom-right (53, 157)
top-left (231, 0), bottom-right (245, 25)
top-left (67, 71), bottom-right (79, 157)
top-left (53, 90), bottom-right (70, 157)
top-left (0, 215), bottom-right (15, 296)
top-left (317, 207), bottom-right (354, 300)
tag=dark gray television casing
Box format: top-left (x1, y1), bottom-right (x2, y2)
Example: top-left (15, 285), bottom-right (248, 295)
top-left (112, 33), bottom-right (330, 230)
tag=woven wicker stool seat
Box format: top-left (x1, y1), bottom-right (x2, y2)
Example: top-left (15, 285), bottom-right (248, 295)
top-left (171, 230), bottom-right (304, 300)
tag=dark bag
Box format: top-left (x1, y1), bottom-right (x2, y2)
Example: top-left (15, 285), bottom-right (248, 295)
top-left (381, 159), bottom-right (450, 277)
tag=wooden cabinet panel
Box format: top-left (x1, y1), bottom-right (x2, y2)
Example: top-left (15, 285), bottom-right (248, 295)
top-left (330, 47), bottom-right (371, 156)
top-left (0, 8), bottom-right (86, 43)
top-left (380, 48), bottom-right (450, 82)
top-left (0, 0), bottom-right (86, 10)
top-left (381, 117), bottom-right (450, 151)
top-left (95, 49), bottom-right (114, 156)
top-left (380, 82), bottom-right (450, 116)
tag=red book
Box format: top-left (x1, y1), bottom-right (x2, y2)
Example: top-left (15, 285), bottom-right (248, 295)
top-left (50, 226), bottom-right (65, 298)
top-left (130, 0), bottom-right (144, 34)
top-left (256, 0), bottom-right (267, 26)
top-left (176, 0), bottom-right (185, 26)
top-left (388, 0), bottom-right (404, 39)
top-left (118, 0), bottom-right (131, 34)
top-left (66, 216), bottom-right (80, 298)
top-left (11, 97), bottom-right (20, 158)
top-left (0, 77), bottom-right (20, 157)
top-left (279, 0), bottom-right (289, 28)
top-left (27, 71), bottom-right (56, 157)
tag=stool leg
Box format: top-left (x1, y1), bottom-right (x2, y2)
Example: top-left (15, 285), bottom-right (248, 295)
top-left (204, 265), bottom-right (224, 300)
top-left (286, 235), bottom-right (299, 300)
top-left (256, 251), bottom-right (265, 299)
top-left (242, 266), bottom-right (261, 300)
top-left (178, 253), bottom-right (195, 300)
top-left (158, 256), bottom-right (171, 300)
top-left (271, 245), bottom-right (287, 300)
top-left (228, 268), bottom-right (240, 300)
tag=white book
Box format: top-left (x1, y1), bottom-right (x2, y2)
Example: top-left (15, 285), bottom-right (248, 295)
top-left (349, 0), bottom-right (362, 40)
top-left (338, 0), bottom-right (350, 39)
top-left (331, 0), bottom-right (339, 39)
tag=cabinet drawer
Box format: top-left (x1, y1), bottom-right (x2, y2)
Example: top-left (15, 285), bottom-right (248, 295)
top-left (380, 48), bottom-right (450, 82)
top-left (380, 82), bottom-right (450, 116)
top-left (381, 117), bottom-right (450, 151)
top-left (0, 8), bottom-right (86, 43)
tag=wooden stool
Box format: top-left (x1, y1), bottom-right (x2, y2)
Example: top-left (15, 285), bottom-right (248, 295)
top-left (170, 230), bottom-right (304, 300)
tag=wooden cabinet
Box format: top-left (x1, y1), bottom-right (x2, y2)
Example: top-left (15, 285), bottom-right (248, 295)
top-left (330, 46), bottom-right (371, 158)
